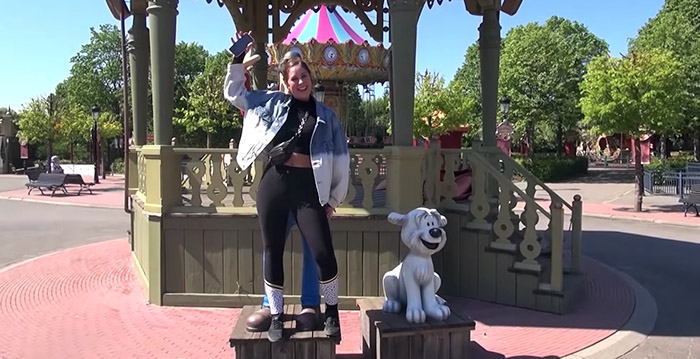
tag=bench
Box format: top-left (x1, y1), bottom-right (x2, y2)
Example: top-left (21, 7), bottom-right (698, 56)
top-left (229, 305), bottom-right (338, 359)
top-left (64, 174), bottom-right (94, 194)
top-left (687, 162), bottom-right (700, 173)
top-left (26, 173), bottom-right (94, 196)
top-left (25, 168), bottom-right (44, 183)
top-left (680, 184), bottom-right (700, 217)
top-left (26, 173), bottom-right (69, 196)
top-left (357, 297), bottom-right (475, 359)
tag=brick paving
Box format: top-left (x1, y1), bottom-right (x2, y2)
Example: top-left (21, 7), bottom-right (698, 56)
top-left (0, 238), bottom-right (634, 359)
top-left (0, 175), bottom-right (124, 209)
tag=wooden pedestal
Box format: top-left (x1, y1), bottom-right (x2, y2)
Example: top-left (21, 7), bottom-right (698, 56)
top-left (357, 297), bottom-right (475, 359)
top-left (229, 305), bottom-right (338, 359)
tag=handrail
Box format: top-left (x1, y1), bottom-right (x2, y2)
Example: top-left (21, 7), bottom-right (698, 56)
top-left (173, 148), bottom-right (236, 154)
top-left (481, 148), bottom-right (573, 211)
top-left (172, 147), bottom-right (391, 155)
top-left (466, 149), bottom-right (551, 219)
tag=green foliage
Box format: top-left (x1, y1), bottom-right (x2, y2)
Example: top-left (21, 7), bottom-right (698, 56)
top-left (413, 71), bottom-right (474, 140)
top-left (645, 155), bottom-right (695, 175)
top-left (361, 93), bottom-right (391, 139)
top-left (448, 43), bottom-right (482, 138)
top-left (631, 0), bottom-right (700, 159)
top-left (16, 96), bottom-right (61, 145)
top-left (111, 157), bottom-right (124, 174)
top-left (580, 50), bottom-right (686, 137)
top-left (174, 42), bottom-right (209, 111)
top-left (450, 17), bottom-right (607, 148)
top-left (500, 17), bottom-right (608, 143)
top-left (174, 51), bottom-right (241, 148)
top-left (61, 24), bottom-right (124, 114)
top-left (97, 112), bottom-right (123, 141)
top-left (513, 155), bottom-right (589, 182)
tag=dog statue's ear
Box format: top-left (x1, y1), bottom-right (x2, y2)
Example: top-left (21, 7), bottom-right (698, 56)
top-left (439, 215), bottom-right (448, 227)
top-left (387, 212), bottom-right (407, 226)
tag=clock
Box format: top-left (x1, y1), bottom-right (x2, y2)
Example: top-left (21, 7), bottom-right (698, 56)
top-left (289, 46), bottom-right (303, 58)
top-left (323, 46), bottom-right (339, 63)
top-left (358, 48), bottom-right (370, 65)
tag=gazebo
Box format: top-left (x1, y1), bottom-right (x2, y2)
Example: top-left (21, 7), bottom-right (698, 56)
top-left (111, 0), bottom-right (584, 315)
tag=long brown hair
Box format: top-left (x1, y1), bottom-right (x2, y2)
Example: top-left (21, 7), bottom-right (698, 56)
top-left (279, 57), bottom-right (313, 84)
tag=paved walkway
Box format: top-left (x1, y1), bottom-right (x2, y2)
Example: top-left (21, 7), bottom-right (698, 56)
top-left (0, 174), bottom-right (124, 209)
top-left (4, 168), bottom-right (692, 358)
top-left (0, 238), bottom-right (635, 358)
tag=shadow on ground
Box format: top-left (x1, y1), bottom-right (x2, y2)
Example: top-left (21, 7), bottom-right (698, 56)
top-left (566, 167), bottom-right (635, 184)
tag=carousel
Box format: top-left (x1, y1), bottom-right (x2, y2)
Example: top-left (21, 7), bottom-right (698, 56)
top-left (266, 4), bottom-right (391, 144)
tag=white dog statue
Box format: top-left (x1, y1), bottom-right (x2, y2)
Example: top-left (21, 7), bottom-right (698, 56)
top-left (382, 207), bottom-right (451, 323)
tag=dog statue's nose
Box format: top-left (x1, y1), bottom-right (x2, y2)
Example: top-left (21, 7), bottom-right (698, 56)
top-left (429, 228), bottom-right (442, 238)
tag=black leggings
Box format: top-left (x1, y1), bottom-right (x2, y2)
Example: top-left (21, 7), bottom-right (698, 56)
top-left (257, 164), bottom-right (338, 289)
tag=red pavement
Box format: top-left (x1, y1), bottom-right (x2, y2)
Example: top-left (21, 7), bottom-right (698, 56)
top-left (0, 238), bottom-right (634, 359)
top-left (0, 175), bottom-right (125, 209)
top-left (515, 199), bottom-right (700, 227)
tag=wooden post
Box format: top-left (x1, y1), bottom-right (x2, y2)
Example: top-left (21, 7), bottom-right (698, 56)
top-left (571, 195), bottom-right (583, 273)
top-left (549, 201), bottom-right (564, 292)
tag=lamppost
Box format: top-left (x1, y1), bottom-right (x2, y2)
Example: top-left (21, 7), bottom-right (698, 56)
top-left (91, 105), bottom-right (101, 184)
top-left (313, 82), bottom-right (326, 103)
top-left (499, 96), bottom-right (511, 122)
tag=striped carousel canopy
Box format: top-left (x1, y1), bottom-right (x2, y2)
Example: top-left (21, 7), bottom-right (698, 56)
top-left (283, 5), bottom-right (370, 45)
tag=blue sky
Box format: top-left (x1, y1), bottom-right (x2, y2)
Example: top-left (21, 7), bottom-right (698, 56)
top-left (0, 0), bottom-right (664, 111)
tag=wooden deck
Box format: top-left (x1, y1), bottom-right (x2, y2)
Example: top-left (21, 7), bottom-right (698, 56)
top-left (229, 305), bottom-right (338, 359)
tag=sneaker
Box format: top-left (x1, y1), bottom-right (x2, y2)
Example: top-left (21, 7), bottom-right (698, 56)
top-left (323, 315), bottom-right (340, 337)
top-left (267, 314), bottom-right (284, 343)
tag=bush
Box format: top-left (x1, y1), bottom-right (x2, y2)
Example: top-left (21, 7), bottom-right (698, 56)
top-left (111, 158), bottom-right (124, 174)
top-left (514, 155), bottom-right (589, 182)
top-left (645, 155), bottom-right (693, 175)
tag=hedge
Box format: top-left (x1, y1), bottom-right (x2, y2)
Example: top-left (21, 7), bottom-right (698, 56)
top-left (513, 155), bottom-right (589, 182)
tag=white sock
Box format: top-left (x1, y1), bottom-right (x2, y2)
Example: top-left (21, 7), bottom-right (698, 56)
top-left (264, 282), bottom-right (284, 315)
top-left (320, 275), bottom-right (339, 306)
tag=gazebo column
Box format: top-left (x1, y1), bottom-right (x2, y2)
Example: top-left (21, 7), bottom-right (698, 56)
top-left (479, 8), bottom-right (501, 149)
top-left (137, 0), bottom-right (181, 305)
top-left (148, 0), bottom-right (177, 146)
top-left (126, 11), bottom-right (149, 195)
top-left (250, 41), bottom-right (269, 90)
top-left (386, 0), bottom-right (424, 213)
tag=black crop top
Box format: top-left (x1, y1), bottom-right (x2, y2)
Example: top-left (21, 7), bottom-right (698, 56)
top-left (271, 97), bottom-right (317, 155)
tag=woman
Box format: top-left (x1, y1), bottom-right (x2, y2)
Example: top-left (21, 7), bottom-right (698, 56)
top-left (50, 155), bottom-right (64, 174)
top-left (245, 50), bottom-right (323, 334)
top-left (223, 32), bottom-right (350, 343)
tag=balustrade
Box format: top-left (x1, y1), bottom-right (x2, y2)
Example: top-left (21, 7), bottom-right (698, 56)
top-left (131, 148), bottom-right (393, 213)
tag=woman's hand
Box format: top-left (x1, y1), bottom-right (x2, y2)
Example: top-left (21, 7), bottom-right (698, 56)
top-left (324, 205), bottom-right (336, 220)
top-left (230, 31), bottom-right (256, 62)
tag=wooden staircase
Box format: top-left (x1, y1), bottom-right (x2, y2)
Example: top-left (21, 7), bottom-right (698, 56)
top-left (426, 147), bottom-right (584, 314)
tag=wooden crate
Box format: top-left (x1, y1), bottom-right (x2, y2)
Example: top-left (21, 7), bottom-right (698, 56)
top-left (357, 297), bottom-right (475, 359)
top-left (229, 305), bottom-right (338, 359)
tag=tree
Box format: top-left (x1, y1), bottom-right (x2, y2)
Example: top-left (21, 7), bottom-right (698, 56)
top-left (580, 50), bottom-right (686, 211)
top-left (61, 25), bottom-right (124, 115)
top-left (447, 43), bottom-right (483, 141)
top-left (499, 18), bottom-right (608, 157)
top-left (450, 18), bottom-right (607, 154)
top-left (414, 71), bottom-right (474, 141)
top-left (16, 95), bottom-right (61, 168)
top-left (174, 42), bottom-right (209, 112)
top-left (174, 51), bottom-right (241, 148)
top-left (631, 0), bottom-right (700, 160)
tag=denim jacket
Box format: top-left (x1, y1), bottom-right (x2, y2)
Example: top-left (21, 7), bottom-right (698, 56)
top-left (223, 63), bottom-right (350, 208)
